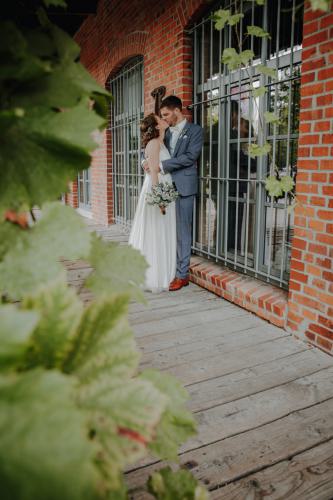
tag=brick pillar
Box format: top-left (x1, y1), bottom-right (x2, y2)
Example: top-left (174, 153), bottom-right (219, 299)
top-left (66, 179), bottom-right (78, 208)
top-left (287, 2), bottom-right (333, 354)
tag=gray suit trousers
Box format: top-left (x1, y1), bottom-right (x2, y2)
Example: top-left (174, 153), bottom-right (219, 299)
top-left (176, 194), bottom-right (195, 279)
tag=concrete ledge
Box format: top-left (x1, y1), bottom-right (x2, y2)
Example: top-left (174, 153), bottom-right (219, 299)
top-left (189, 256), bottom-right (288, 329)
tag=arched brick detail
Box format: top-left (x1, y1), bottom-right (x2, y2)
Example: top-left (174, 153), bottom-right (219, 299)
top-left (176, 0), bottom-right (213, 30)
top-left (102, 31), bottom-right (149, 83)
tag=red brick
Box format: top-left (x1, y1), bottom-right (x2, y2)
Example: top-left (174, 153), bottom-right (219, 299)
top-left (317, 210), bottom-right (333, 220)
top-left (312, 172), bottom-right (327, 182)
top-left (319, 41), bottom-right (333, 54)
top-left (308, 243), bottom-right (328, 256)
top-left (314, 121), bottom-right (330, 132)
top-left (318, 67), bottom-right (333, 81)
top-left (323, 185), bottom-right (333, 196)
top-left (316, 95), bottom-right (333, 106)
top-left (322, 134), bottom-right (333, 144)
top-left (312, 146), bottom-right (329, 156)
top-left (320, 13), bottom-right (333, 29)
top-left (316, 336), bottom-right (332, 352)
top-left (305, 30), bottom-right (328, 47)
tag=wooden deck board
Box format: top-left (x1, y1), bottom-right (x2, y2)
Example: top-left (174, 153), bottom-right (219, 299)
top-left (74, 222), bottom-right (333, 499)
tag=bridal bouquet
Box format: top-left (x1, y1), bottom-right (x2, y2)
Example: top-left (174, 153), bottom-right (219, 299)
top-left (146, 182), bottom-right (179, 215)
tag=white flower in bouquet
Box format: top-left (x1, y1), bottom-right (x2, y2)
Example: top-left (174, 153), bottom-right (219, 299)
top-left (146, 182), bottom-right (179, 214)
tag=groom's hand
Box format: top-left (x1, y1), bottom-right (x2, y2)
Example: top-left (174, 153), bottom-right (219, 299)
top-left (142, 160), bottom-right (150, 172)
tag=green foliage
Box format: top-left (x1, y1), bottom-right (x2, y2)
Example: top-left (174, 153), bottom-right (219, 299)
top-left (0, 19), bottom-right (110, 215)
top-left (248, 143), bottom-right (271, 158)
top-left (0, 305), bottom-right (39, 371)
top-left (0, 369), bottom-right (99, 500)
top-left (265, 175), bottom-right (294, 199)
top-left (257, 64), bottom-right (278, 80)
top-left (222, 48), bottom-right (254, 70)
top-left (309, 0), bottom-right (332, 11)
top-left (265, 175), bottom-right (283, 198)
top-left (264, 111), bottom-right (280, 124)
top-left (86, 234), bottom-right (148, 302)
top-left (228, 13), bottom-right (244, 26)
top-left (247, 25), bottom-right (270, 38)
top-left (0, 203), bottom-right (91, 300)
top-left (21, 281), bottom-right (83, 370)
top-left (250, 85), bottom-right (267, 98)
top-left (280, 175), bottom-right (295, 193)
top-left (212, 9), bottom-right (230, 30)
top-left (147, 467), bottom-right (209, 500)
top-left (212, 10), bottom-right (244, 30)
top-left (141, 370), bottom-right (197, 460)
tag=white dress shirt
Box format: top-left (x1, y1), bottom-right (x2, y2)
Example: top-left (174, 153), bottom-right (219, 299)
top-left (160, 118), bottom-right (187, 174)
top-left (169, 118), bottom-right (187, 155)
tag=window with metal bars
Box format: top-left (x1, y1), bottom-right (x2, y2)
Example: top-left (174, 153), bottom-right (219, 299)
top-left (78, 168), bottom-right (91, 210)
top-left (190, 0), bottom-right (303, 289)
top-left (109, 56), bottom-right (144, 228)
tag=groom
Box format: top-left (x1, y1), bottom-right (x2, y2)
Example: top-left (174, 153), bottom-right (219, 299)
top-left (159, 95), bottom-right (203, 291)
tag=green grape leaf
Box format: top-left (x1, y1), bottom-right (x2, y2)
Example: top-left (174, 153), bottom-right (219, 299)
top-left (250, 85), bottom-right (267, 98)
top-left (309, 0), bottom-right (331, 11)
top-left (247, 25), bottom-right (270, 38)
top-left (222, 48), bottom-right (254, 70)
top-left (65, 299), bottom-right (167, 489)
top-left (280, 175), bottom-right (295, 193)
top-left (240, 49), bottom-right (255, 66)
top-left (62, 296), bottom-right (138, 379)
top-left (0, 221), bottom-right (21, 262)
top-left (257, 64), bottom-right (278, 79)
top-left (0, 305), bottom-right (39, 371)
top-left (21, 281), bottom-right (83, 370)
top-left (0, 203), bottom-right (91, 299)
top-left (0, 22), bottom-right (52, 84)
top-left (228, 13), bottom-right (244, 25)
top-left (213, 9), bottom-right (230, 30)
top-left (147, 467), bottom-right (209, 500)
top-left (264, 111), bottom-right (280, 124)
top-left (0, 101), bottom-right (105, 213)
top-left (265, 175), bottom-right (283, 198)
top-left (86, 234), bottom-right (148, 302)
top-left (140, 370), bottom-right (196, 461)
top-left (248, 142), bottom-right (271, 158)
top-left (81, 377), bottom-right (167, 487)
top-left (0, 369), bottom-right (99, 500)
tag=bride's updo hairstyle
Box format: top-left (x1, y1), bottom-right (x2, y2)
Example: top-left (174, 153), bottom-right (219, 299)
top-left (140, 113), bottom-right (159, 147)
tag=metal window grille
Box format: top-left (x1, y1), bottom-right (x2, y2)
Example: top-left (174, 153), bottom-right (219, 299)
top-left (109, 56), bottom-right (144, 229)
top-left (190, 0), bottom-right (302, 289)
top-left (78, 168), bottom-right (91, 210)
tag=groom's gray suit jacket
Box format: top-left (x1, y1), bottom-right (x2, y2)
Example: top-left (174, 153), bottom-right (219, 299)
top-left (162, 121), bottom-right (203, 197)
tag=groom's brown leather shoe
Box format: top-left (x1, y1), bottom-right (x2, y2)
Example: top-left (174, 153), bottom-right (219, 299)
top-left (169, 277), bottom-right (190, 291)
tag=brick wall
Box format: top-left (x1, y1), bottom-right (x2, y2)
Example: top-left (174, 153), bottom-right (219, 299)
top-left (72, 0), bottom-right (210, 224)
top-left (287, 2), bottom-right (333, 354)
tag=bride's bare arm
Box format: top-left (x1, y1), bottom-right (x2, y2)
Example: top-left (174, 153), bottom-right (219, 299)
top-left (146, 139), bottom-right (160, 186)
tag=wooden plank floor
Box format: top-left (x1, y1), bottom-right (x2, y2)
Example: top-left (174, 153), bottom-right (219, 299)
top-left (79, 221), bottom-right (333, 499)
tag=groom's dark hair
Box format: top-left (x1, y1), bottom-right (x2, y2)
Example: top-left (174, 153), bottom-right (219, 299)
top-left (160, 95), bottom-right (182, 111)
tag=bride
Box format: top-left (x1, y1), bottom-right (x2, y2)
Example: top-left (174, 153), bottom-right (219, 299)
top-left (129, 113), bottom-right (176, 292)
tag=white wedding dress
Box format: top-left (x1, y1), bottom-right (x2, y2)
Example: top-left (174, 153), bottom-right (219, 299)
top-left (129, 143), bottom-right (177, 292)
